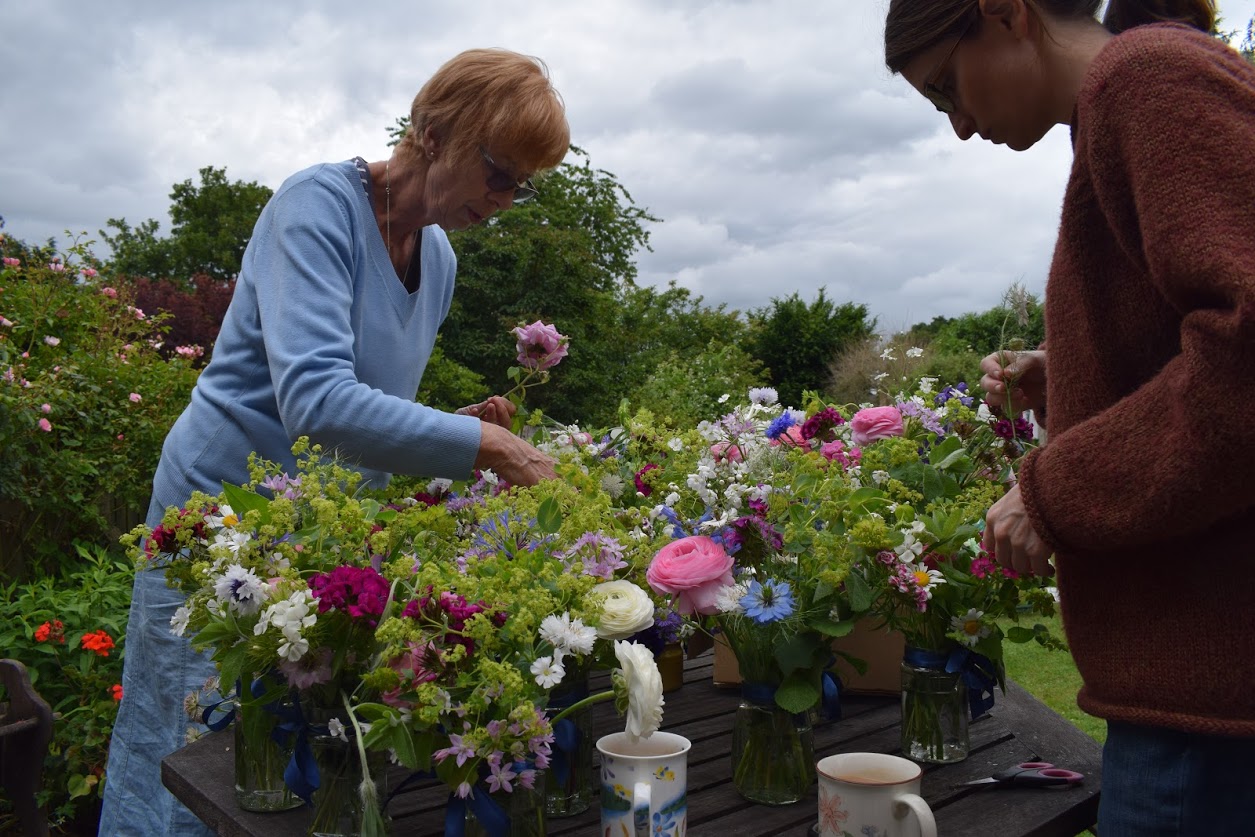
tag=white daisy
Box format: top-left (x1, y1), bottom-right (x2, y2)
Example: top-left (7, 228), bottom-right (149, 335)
top-left (530, 656), bottom-right (566, 689)
top-left (950, 609), bottom-right (990, 647)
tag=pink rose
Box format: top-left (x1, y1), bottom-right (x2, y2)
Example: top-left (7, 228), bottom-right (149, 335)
top-left (849, 406), bottom-right (904, 446)
top-left (511, 320), bottom-right (569, 371)
top-left (646, 536), bottom-right (735, 616)
top-left (820, 440), bottom-right (861, 468)
top-left (710, 442), bottom-right (743, 463)
top-left (770, 425), bottom-right (806, 448)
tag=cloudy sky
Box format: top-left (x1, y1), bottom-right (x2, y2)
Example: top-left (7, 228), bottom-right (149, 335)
top-left (3, 1), bottom-right (1253, 333)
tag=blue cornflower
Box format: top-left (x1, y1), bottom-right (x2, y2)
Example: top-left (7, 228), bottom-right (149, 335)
top-left (765, 413), bottom-right (796, 440)
top-left (739, 579), bottom-right (794, 623)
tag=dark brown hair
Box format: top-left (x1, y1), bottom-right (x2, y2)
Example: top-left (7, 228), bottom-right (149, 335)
top-left (399, 48), bottom-right (570, 175)
top-left (884, 0), bottom-right (1216, 73)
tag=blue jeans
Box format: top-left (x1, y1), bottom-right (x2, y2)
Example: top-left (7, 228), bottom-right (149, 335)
top-left (1097, 720), bottom-right (1255, 836)
top-left (98, 569), bottom-right (216, 837)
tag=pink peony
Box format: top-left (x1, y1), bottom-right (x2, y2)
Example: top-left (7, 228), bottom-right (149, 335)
top-left (849, 406), bottom-right (904, 446)
top-left (511, 320), bottom-right (568, 371)
top-left (646, 536), bottom-right (735, 616)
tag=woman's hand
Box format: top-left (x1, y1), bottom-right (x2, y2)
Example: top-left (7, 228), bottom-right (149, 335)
top-left (455, 396), bottom-right (515, 430)
top-left (984, 484), bottom-right (1053, 578)
top-left (980, 350), bottom-right (1047, 416)
top-left (473, 421), bottom-right (557, 487)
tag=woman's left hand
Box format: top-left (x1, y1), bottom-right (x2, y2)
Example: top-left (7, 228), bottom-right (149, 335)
top-left (455, 396), bottom-right (516, 429)
top-left (984, 484), bottom-right (1054, 578)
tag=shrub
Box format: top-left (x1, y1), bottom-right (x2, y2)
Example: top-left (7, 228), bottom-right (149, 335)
top-left (633, 340), bottom-right (765, 425)
top-left (0, 542), bottom-right (134, 834)
top-left (0, 245), bottom-right (200, 579)
top-left (123, 273), bottom-right (235, 363)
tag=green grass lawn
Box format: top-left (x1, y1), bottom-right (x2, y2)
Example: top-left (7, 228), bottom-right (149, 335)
top-left (1000, 614), bottom-right (1106, 744)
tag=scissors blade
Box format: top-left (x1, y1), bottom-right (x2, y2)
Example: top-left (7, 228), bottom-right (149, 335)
top-left (962, 778), bottom-right (1002, 786)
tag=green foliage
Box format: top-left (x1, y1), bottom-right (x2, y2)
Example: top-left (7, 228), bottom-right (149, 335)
top-left (0, 542), bottom-right (134, 833)
top-left (910, 292), bottom-right (1044, 360)
top-left (439, 146), bottom-right (664, 425)
top-left (632, 339), bottom-right (763, 426)
top-left (746, 289), bottom-right (876, 408)
top-left (0, 244), bottom-right (200, 579)
top-left (414, 336), bottom-right (488, 411)
top-left (100, 166), bottom-right (272, 281)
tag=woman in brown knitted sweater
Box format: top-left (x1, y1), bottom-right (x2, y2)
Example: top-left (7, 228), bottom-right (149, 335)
top-left (883, 1), bottom-right (1255, 834)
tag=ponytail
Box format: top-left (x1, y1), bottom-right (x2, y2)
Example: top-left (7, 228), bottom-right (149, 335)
top-left (1101, 0), bottom-right (1216, 34)
top-left (885, 0), bottom-right (1216, 74)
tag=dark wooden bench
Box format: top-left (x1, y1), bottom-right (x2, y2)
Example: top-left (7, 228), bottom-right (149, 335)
top-left (0, 659), bottom-right (54, 837)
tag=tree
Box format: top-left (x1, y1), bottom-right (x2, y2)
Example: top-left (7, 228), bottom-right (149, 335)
top-left (746, 289), bottom-right (876, 408)
top-left (101, 166), bottom-right (272, 282)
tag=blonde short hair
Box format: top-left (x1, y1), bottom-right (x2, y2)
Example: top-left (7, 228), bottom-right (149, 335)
top-left (400, 48), bottom-right (570, 175)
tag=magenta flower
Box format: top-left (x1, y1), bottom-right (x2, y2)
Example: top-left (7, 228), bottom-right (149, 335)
top-left (511, 320), bottom-right (568, 371)
top-left (308, 566), bottom-right (390, 626)
top-left (633, 463), bottom-right (660, 496)
top-left (37, 418), bottom-right (52, 432)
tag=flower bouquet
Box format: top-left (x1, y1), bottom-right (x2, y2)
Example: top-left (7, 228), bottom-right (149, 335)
top-left (832, 383), bottom-right (1062, 763)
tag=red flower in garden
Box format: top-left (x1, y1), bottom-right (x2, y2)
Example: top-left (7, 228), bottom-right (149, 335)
top-left (34, 620), bottom-right (66, 644)
top-left (80, 629), bottom-right (116, 657)
top-left (111, 684), bottom-right (124, 702)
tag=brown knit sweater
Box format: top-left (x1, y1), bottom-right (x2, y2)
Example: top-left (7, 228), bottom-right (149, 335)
top-left (1018, 24), bottom-right (1255, 738)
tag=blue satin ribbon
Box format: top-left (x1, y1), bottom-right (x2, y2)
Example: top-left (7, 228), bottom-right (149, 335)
top-left (904, 646), bottom-right (997, 720)
top-left (820, 670), bottom-right (843, 722)
top-left (443, 763), bottom-right (534, 837)
top-left (264, 688), bottom-right (324, 805)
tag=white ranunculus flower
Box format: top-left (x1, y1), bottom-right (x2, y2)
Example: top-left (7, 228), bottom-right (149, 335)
top-left (613, 640), bottom-right (664, 741)
top-left (590, 580), bottom-right (655, 639)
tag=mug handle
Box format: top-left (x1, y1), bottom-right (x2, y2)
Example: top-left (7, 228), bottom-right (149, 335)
top-left (895, 793), bottom-right (937, 837)
top-left (632, 781), bottom-right (652, 837)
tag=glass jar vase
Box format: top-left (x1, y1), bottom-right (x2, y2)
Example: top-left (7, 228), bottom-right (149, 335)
top-left (544, 660), bottom-right (593, 817)
top-left (900, 654), bottom-right (969, 764)
top-left (233, 699), bottom-right (302, 812)
top-left (657, 643), bottom-right (685, 694)
top-left (307, 722), bottom-right (390, 837)
top-left (729, 695), bottom-right (815, 805)
top-left (464, 770), bottom-right (547, 837)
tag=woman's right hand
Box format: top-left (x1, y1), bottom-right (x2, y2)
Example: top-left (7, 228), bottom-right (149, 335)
top-left (980, 349), bottom-right (1047, 416)
top-left (473, 422), bottom-right (557, 487)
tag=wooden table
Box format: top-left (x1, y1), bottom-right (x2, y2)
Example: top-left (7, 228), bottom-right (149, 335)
top-left (164, 653), bottom-right (1102, 836)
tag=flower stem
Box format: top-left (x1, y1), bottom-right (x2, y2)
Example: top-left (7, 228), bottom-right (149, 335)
top-left (549, 690), bottom-right (614, 724)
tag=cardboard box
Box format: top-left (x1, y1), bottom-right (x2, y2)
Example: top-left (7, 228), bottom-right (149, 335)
top-left (711, 618), bottom-right (905, 695)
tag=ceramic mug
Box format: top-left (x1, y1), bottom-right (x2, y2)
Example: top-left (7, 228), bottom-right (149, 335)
top-left (816, 752), bottom-right (937, 837)
top-left (596, 731), bottom-right (690, 837)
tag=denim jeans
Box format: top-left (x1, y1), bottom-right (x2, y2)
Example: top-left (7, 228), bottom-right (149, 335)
top-left (98, 569), bottom-right (216, 837)
top-left (1097, 720), bottom-right (1255, 836)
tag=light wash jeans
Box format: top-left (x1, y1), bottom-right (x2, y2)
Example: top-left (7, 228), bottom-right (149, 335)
top-left (1097, 720), bottom-right (1255, 836)
top-left (98, 568), bottom-right (216, 836)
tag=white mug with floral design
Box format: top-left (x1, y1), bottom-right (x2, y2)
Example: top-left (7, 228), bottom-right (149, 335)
top-left (596, 731), bottom-right (690, 837)
top-left (816, 752), bottom-right (937, 837)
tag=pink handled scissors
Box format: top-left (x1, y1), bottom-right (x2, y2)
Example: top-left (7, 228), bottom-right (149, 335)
top-left (964, 762), bottom-right (1084, 789)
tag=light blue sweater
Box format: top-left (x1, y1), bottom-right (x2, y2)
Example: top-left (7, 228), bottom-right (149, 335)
top-left (147, 160), bottom-right (482, 523)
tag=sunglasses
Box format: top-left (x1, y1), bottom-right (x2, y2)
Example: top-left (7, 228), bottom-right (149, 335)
top-left (923, 12), bottom-right (977, 115)
top-left (480, 148), bottom-right (538, 205)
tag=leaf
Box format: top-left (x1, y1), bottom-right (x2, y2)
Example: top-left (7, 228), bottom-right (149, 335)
top-left (220, 483), bottom-right (270, 521)
top-left (845, 569), bottom-right (873, 613)
top-left (808, 617), bottom-right (855, 638)
top-left (773, 633), bottom-right (819, 675)
top-left (68, 774), bottom-right (96, 800)
top-left (1006, 626), bottom-right (1036, 643)
top-left (833, 649), bottom-right (869, 676)
top-left (536, 497), bottom-right (563, 534)
top-left (774, 673), bottom-right (820, 715)
top-left (390, 725), bottom-right (418, 769)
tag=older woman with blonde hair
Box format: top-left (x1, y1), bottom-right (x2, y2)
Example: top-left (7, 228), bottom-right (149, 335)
top-left (99, 48), bottom-right (570, 836)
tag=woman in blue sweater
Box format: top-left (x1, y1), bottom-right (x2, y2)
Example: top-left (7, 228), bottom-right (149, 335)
top-left (99, 48), bottom-right (571, 836)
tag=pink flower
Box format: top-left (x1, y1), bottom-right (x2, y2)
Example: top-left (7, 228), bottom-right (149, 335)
top-left (819, 440), bottom-right (861, 468)
top-left (117, 434), bottom-right (124, 440)
top-left (37, 418), bottom-right (52, 432)
top-left (101, 287), bottom-right (117, 298)
top-left (48, 263), bottom-right (65, 272)
top-left (40, 403), bottom-right (51, 413)
top-left (175, 344), bottom-right (204, 358)
top-left (2, 258), bottom-right (20, 268)
top-left (129, 392), bottom-right (142, 403)
top-left (82, 267), bottom-right (98, 278)
top-left (0, 317), bottom-right (12, 327)
top-left (646, 535), bottom-right (735, 616)
top-left (710, 442), bottom-right (743, 464)
top-left (511, 320), bottom-right (568, 371)
top-left (770, 425), bottom-right (806, 448)
top-left (849, 406), bottom-right (905, 446)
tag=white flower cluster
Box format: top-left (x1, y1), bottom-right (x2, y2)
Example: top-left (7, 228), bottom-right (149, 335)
top-left (254, 589), bottom-right (319, 662)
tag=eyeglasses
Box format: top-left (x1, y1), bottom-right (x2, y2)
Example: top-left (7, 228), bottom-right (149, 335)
top-left (480, 148), bottom-right (538, 205)
top-left (923, 13), bottom-right (976, 115)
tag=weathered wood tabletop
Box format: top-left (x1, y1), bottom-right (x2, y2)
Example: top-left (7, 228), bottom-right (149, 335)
top-left (163, 653), bottom-right (1102, 836)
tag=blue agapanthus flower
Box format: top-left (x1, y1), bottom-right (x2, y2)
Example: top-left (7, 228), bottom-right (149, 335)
top-left (765, 413), bottom-right (797, 441)
top-left (739, 578), bottom-right (794, 623)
